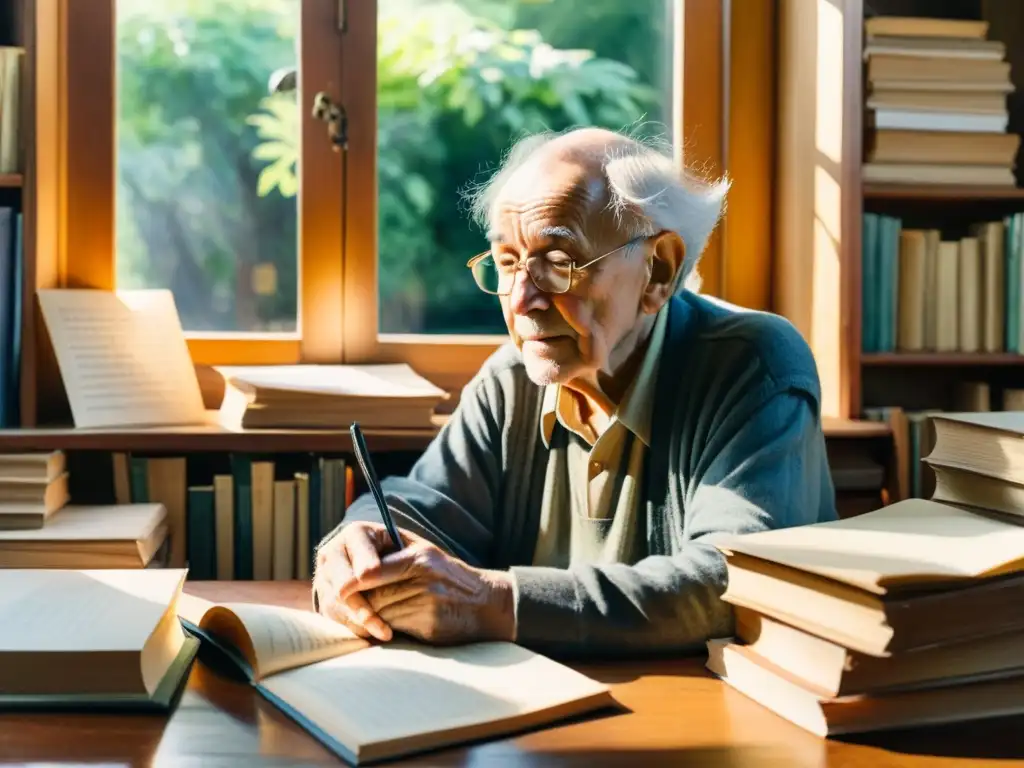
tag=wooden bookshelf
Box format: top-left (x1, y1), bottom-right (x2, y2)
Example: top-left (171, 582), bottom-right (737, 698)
top-left (864, 184), bottom-right (1024, 201)
top-left (0, 172), bottom-right (22, 187)
top-left (774, 0), bottom-right (1024, 420)
top-left (0, 423), bottom-right (441, 453)
top-left (861, 353), bottom-right (1024, 366)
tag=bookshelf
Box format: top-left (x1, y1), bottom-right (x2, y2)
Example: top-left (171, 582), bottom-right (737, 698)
top-left (775, 0), bottom-right (1024, 421)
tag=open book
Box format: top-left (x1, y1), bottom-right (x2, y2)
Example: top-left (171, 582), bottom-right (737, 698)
top-left (0, 569), bottom-right (197, 709)
top-left (177, 594), bottom-right (614, 765)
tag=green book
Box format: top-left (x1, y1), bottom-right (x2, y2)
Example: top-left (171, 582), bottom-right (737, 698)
top-left (862, 213), bottom-right (880, 353)
top-left (187, 486), bottom-right (216, 580)
top-left (230, 454), bottom-right (253, 580)
top-left (0, 569), bottom-right (197, 711)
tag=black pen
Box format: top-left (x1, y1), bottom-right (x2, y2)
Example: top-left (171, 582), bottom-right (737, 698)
top-left (349, 422), bottom-right (404, 551)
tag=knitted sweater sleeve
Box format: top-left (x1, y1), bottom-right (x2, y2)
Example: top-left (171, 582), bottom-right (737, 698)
top-left (508, 385), bottom-right (835, 657)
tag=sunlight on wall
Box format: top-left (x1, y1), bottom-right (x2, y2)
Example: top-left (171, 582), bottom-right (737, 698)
top-left (814, 0), bottom-right (844, 167)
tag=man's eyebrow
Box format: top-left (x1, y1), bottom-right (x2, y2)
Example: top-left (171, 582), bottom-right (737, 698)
top-left (484, 226), bottom-right (578, 245)
top-left (537, 225), bottom-right (578, 243)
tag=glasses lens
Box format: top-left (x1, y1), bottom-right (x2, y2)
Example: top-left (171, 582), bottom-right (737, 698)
top-left (471, 254), bottom-right (506, 294)
top-left (528, 259), bottom-right (571, 294)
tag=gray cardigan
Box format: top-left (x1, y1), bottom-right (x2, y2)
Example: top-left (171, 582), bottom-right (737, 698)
top-left (329, 292), bottom-right (837, 657)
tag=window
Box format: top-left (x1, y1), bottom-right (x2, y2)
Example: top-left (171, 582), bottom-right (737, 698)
top-left (64, 0), bottom-right (722, 395)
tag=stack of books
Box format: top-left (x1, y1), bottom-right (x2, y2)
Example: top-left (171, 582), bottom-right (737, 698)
top-left (216, 364), bottom-right (449, 430)
top-left (862, 15), bottom-right (1018, 186)
top-left (0, 449), bottom-right (168, 568)
top-left (706, 466), bottom-right (1024, 734)
top-left (0, 450), bottom-right (69, 528)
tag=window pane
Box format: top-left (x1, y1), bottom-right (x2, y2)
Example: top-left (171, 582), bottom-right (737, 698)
top-left (377, 0), bottom-right (676, 335)
top-left (116, 0), bottom-right (300, 334)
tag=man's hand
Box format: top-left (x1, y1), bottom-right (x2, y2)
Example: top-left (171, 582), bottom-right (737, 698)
top-left (314, 521), bottom-right (516, 645)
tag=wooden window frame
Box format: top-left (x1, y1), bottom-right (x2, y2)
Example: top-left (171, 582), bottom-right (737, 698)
top-left (62, 0), bottom-right (726, 399)
top-left (62, 0), bottom-right (344, 368)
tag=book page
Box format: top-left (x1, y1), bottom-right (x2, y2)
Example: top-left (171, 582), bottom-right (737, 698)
top-left (259, 641), bottom-right (612, 762)
top-left (715, 499), bottom-right (1024, 593)
top-left (0, 569), bottom-right (186, 652)
top-left (196, 601), bottom-right (370, 680)
top-left (37, 289), bottom-right (207, 429)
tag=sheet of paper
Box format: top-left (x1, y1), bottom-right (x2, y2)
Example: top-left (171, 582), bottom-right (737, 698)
top-left (37, 289), bottom-right (207, 428)
top-left (260, 640), bottom-right (611, 756)
top-left (0, 569), bottom-right (186, 651)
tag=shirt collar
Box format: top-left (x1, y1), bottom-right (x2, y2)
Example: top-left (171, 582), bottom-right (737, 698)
top-left (539, 303), bottom-right (669, 449)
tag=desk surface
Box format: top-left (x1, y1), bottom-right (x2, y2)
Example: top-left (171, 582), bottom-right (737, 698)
top-left (1, 580), bottom-right (1021, 767)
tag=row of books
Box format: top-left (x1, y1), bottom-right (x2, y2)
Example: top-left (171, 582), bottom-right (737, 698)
top-left (707, 409), bottom-right (1024, 735)
top-left (861, 15), bottom-right (1018, 187)
top-left (861, 212), bottom-right (1024, 354)
top-left (0, 449), bottom-right (356, 578)
top-left (0, 207), bottom-right (23, 427)
top-left (111, 450), bottom-right (354, 581)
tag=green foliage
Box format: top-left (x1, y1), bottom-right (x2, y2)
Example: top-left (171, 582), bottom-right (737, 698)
top-left (119, 0), bottom-right (666, 334)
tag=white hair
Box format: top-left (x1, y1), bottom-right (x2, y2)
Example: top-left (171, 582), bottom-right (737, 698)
top-left (464, 128), bottom-right (730, 292)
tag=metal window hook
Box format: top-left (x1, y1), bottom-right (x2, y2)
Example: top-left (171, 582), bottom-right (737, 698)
top-left (267, 67), bottom-right (347, 152)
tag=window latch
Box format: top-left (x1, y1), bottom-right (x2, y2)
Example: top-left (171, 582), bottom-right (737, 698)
top-left (312, 92), bottom-right (347, 152)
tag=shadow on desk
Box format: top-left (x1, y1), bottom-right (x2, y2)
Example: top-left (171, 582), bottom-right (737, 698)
top-left (838, 715), bottom-right (1024, 761)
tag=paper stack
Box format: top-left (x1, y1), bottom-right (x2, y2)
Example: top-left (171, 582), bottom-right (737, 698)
top-left (216, 364), bottom-right (449, 430)
top-left (706, 497), bottom-right (1024, 736)
top-left (0, 450), bottom-right (69, 529)
top-left (862, 15), bottom-right (1018, 186)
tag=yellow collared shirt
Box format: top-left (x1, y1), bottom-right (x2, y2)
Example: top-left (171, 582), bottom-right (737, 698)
top-left (531, 305), bottom-right (669, 568)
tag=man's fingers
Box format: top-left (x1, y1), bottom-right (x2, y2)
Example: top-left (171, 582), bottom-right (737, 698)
top-left (366, 581), bottom-right (423, 613)
top-left (342, 591), bottom-right (393, 642)
top-left (336, 547), bottom-right (422, 598)
top-left (344, 526), bottom-right (383, 581)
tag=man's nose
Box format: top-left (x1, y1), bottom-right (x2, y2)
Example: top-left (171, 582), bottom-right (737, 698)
top-left (508, 267), bottom-right (549, 315)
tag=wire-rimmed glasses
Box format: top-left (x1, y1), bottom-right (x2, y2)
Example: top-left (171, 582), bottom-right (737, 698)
top-left (466, 235), bottom-right (648, 295)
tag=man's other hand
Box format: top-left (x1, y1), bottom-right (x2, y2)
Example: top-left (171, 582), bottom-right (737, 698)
top-left (314, 521), bottom-right (516, 645)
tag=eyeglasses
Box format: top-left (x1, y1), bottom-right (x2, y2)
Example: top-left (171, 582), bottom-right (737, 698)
top-left (466, 235), bottom-right (648, 296)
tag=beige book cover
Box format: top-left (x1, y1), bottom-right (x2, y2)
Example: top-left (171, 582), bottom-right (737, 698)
top-left (251, 461), bottom-right (274, 580)
top-left (0, 568), bottom-right (196, 708)
top-left (177, 595), bottom-right (614, 765)
top-left (896, 230), bottom-right (926, 351)
top-left (957, 237), bottom-right (981, 352)
top-left (935, 241), bottom-right (960, 351)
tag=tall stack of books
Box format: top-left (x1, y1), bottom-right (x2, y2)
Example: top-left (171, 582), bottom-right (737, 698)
top-left (706, 422), bottom-right (1024, 735)
top-left (862, 15), bottom-right (1018, 186)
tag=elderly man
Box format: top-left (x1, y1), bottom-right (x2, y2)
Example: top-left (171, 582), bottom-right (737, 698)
top-left (313, 127), bottom-right (837, 657)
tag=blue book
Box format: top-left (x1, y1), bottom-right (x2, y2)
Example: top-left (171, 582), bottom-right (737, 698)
top-left (0, 208), bottom-right (13, 426)
top-left (862, 213), bottom-right (879, 352)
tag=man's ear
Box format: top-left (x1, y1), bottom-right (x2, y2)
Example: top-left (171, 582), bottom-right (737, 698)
top-left (641, 231), bottom-right (685, 313)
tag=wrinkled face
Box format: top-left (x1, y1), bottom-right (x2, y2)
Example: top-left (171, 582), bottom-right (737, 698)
top-left (489, 156), bottom-right (654, 386)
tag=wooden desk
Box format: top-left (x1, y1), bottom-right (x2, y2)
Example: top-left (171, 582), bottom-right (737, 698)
top-left (1, 581), bottom-right (1022, 767)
